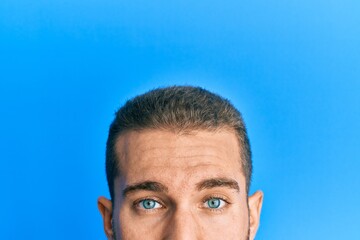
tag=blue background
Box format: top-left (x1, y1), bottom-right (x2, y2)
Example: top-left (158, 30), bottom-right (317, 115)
top-left (1, 0), bottom-right (359, 239)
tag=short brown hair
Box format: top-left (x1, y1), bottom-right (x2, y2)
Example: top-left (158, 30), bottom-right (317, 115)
top-left (105, 86), bottom-right (252, 201)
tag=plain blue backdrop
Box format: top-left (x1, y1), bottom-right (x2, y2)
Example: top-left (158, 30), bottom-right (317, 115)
top-left (1, 0), bottom-right (359, 239)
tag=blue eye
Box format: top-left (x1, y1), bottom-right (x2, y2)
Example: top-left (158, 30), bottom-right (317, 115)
top-left (205, 198), bottom-right (225, 209)
top-left (139, 199), bottom-right (161, 210)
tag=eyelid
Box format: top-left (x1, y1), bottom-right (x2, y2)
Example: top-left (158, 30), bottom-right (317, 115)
top-left (203, 194), bottom-right (230, 203)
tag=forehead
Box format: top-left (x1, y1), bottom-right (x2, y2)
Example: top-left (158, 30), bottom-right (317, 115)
top-left (115, 129), bottom-right (244, 183)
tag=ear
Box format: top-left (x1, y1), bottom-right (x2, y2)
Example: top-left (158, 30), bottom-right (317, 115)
top-left (98, 196), bottom-right (114, 239)
top-left (248, 191), bottom-right (264, 240)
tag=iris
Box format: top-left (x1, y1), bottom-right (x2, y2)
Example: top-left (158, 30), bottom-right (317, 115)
top-left (206, 198), bottom-right (221, 208)
top-left (141, 199), bottom-right (157, 209)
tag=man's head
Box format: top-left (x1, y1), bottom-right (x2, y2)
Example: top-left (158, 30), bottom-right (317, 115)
top-left (98, 86), bottom-right (263, 240)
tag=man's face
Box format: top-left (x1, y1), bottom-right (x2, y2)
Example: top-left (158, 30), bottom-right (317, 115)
top-left (98, 129), bottom-right (263, 240)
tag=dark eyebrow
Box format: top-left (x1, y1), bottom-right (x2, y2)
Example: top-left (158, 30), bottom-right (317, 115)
top-left (122, 181), bottom-right (169, 198)
top-left (196, 178), bottom-right (240, 192)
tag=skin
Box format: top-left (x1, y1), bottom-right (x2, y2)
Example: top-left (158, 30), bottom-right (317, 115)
top-left (98, 129), bottom-right (263, 240)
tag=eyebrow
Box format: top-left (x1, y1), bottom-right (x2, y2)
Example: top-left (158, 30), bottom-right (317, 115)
top-left (122, 181), bottom-right (169, 198)
top-left (196, 177), bottom-right (240, 192)
top-left (122, 177), bottom-right (240, 198)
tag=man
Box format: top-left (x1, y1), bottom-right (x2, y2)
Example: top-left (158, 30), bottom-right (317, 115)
top-left (98, 86), bottom-right (263, 239)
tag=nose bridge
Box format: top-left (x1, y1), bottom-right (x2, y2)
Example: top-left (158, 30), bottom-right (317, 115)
top-left (163, 205), bottom-right (201, 240)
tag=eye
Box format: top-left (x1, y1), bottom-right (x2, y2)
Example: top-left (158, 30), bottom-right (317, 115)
top-left (138, 199), bottom-right (162, 210)
top-left (204, 197), bottom-right (227, 209)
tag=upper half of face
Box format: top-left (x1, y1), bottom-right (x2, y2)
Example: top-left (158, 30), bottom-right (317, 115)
top-left (109, 130), bottom-right (253, 240)
top-left (113, 129), bottom-right (247, 207)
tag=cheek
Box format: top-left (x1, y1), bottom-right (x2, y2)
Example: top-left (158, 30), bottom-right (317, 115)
top-left (117, 205), bottom-right (166, 239)
top-left (200, 207), bottom-right (249, 239)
